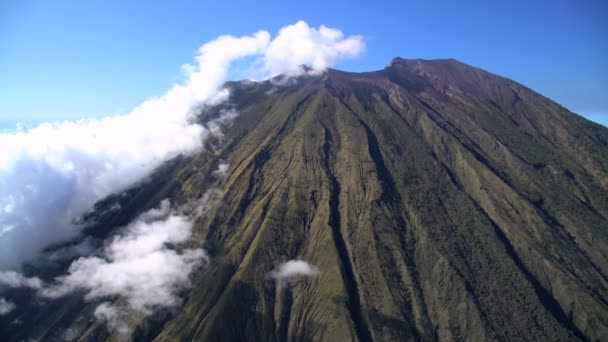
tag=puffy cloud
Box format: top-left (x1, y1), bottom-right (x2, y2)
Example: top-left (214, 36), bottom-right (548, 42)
top-left (269, 260), bottom-right (319, 281)
top-left (0, 21), bottom-right (365, 272)
top-left (40, 201), bottom-right (208, 315)
top-left (0, 297), bottom-right (15, 315)
top-left (213, 162), bottom-right (230, 177)
top-left (263, 21), bottom-right (365, 76)
top-left (0, 270), bottom-right (42, 289)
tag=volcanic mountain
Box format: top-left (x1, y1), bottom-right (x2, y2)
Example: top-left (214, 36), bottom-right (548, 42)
top-left (2, 58), bottom-right (608, 341)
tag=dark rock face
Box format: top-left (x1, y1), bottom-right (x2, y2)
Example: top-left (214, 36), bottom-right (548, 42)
top-left (2, 58), bottom-right (608, 341)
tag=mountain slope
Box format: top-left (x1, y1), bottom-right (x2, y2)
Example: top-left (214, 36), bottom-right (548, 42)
top-left (2, 58), bottom-right (608, 341)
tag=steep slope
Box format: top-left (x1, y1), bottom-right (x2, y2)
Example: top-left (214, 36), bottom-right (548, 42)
top-left (2, 58), bottom-right (607, 341)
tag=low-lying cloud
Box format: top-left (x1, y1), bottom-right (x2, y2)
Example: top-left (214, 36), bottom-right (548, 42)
top-left (269, 260), bottom-right (319, 281)
top-left (40, 200), bottom-right (207, 321)
top-left (0, 297), bottom-right (15, 315)
top-left (93, 302), bottom-right (130, 333)
top-left (0, 270), bottom-right (42, 289)
top-left (0, 271), bottom-right (42, 317)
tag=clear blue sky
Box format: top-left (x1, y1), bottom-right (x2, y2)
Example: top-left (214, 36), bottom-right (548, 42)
top-left (1, 0), bottom-right (607, 126)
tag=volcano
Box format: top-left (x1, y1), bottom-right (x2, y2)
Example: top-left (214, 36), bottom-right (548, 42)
top-left (2, 58), bottom-right (608, 341)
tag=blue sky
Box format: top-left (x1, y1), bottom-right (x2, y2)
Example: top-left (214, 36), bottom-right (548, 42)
top-left (1, 0), bottom-right (607, 126)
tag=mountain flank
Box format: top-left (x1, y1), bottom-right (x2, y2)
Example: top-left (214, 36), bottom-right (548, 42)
top-left (2, 57), bottom-right (608, 341)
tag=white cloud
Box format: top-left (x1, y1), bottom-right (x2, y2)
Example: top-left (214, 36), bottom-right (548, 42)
top-left (0, 21), bottom-right (365, 272)
top-left (40, 201), bottom-right (208, 314)
top-left (94, 302), bottom-right (130, 334)
top-left (38, 179), bottom-right (228, 330)
top-left (262, 21), bottom-right (365, 77)
top-left (0, 270), bottom-right (42, 289)
top-left (0, 297), bottom-right (15, 315)
top-left (213, 162), bottom-right (230, 177)
top-left (269, 260), bottom-right (319, 281)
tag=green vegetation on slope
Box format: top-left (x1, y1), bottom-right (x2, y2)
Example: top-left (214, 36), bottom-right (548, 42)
top-left (2, 58), bottom-right (607, 341)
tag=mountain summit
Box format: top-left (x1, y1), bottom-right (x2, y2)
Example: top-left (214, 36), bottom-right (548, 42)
top-left (2, 58), bottom-right (608, 341)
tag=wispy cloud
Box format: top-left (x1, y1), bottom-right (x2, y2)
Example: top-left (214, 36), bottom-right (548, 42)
top-left (93, 302), bottom-right (130, 334)
top-left (0, 297), bottom-right (15, 315)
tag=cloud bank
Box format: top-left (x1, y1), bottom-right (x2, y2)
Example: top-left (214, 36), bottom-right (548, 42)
top-left (0, 31), bottom-right (267, 270)
top-left (0, 21), bottom-right (365, 273)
